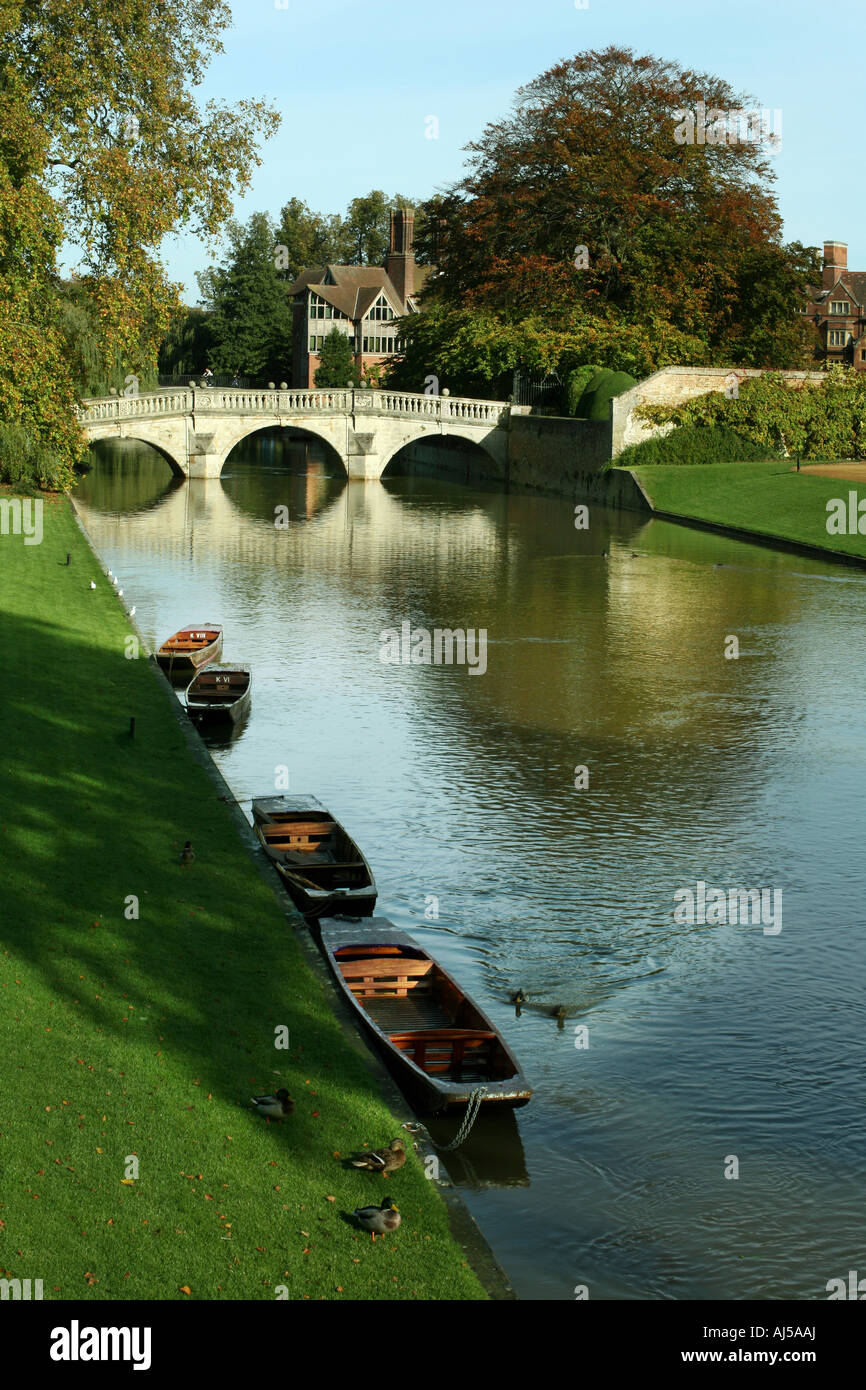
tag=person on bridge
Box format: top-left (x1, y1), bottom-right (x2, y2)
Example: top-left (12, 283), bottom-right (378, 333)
top-left (202, 366), bottom-right (214, 386)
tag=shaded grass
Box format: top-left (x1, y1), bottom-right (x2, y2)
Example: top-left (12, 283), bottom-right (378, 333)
top-left (629, 462), bottom-right (866, 559)
top-left (0, 494), bottom-right (485, 1301)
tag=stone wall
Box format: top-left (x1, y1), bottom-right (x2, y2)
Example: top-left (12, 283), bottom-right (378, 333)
top-left (610, 366), bottom-right (826, 456)
top-left (506, 414), bottom-right (611, 492)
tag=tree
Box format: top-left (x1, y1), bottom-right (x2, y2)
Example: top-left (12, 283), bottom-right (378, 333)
top-left (198, 214), bottom-right (292, 380)
top-left (336, 191), bottom-right (425, 266)
top-left (0, 0), bottom-right (279, 478)
top-left (416, 47), bottom-right (815, 369)
top-left (158, 306), bottom-right (214, 378)
top-left (274, 198), bottom-right (349, 281)
top-left (0, 27), bottom-right (84, 485)
top-left (340, 190), bottom-right (392, 266)
top-left (314, 329), bottom-right (359, 387)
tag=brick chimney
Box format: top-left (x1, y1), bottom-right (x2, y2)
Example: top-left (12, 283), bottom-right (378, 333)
top-left (386, 209), bottom-right (415, 308)
top-left (823, 240), bottom-right (847, 291)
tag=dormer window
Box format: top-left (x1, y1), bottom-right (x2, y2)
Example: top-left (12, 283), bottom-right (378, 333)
top-left (829, 300), bottom-right (850, 315)
top-left (369, 295), bottom-right (394, 322)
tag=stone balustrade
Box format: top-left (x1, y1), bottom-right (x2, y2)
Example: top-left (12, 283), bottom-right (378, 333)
top-left (76, 387), bottom-right (510, 427)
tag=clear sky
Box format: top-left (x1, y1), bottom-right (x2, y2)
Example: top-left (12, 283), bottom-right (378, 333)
top-left (163, 0), bottom-right (865, 298)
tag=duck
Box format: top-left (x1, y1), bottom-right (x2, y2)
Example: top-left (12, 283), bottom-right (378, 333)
top-left (179, 841), bottom-right (195, 867)
top-left (352, 1198), bottom-right (400, 1241)
top-left (349, 1138), bottom-right (406, 1176)
top-left (251, 1088), bottom-right (294, 1123)
top-left (510, 988), bottom-right (526, 1017)
top-left (551, 1004), bottom-right (567, 1029)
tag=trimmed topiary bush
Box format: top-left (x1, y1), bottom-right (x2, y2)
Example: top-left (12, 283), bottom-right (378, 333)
top-left (583, 369), bottom-right (637, 421)
top-left (617, 424), bottom-right (776, 467)
top-left (564, 363), bottom-right (603, 416)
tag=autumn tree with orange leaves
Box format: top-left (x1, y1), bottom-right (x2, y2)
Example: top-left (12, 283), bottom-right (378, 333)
top-left (393, 48), bottom-right (818, 396)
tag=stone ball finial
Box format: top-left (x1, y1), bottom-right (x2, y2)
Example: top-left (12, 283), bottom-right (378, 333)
top-left (442, 388), bottom-right (450, 397)
top-left (279, 381), bottom-right (287, 390)
top-left (109, 387), bottom-right (117, 396)
top-left (267, 381), bottom-right (275, 390)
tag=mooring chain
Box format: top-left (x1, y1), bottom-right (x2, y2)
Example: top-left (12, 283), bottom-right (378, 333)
top-left (429, 1087), bottom-right (488, 1152)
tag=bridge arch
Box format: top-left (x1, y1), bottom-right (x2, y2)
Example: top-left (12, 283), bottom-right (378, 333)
top-left (378, 425), bottom-right (507, 480)
top-left (219, 419), bottom-right (348, 476)
top-left (84, 425), bottom-right (188, 478)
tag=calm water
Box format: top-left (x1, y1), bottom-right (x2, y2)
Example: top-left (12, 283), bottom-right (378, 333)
top-left (75, 434), bottom-right (866, 1301)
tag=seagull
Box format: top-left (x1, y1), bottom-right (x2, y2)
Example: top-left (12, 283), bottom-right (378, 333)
top-left (108, 570), bottom-right (113, 578)
top-left (129, 607), bottom-right (136, 617)
top-left (118, 590), bottom-right (123, 597)
top-left (89, 581), bottom-right (96, 590)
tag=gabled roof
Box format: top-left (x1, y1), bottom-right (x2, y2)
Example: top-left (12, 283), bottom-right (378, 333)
top-left (288, 263), bottom-right (410, 321)
top-left (808, 275), bottom-right (866, 310)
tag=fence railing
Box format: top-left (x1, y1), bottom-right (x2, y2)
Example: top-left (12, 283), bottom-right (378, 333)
top-left (76, 388), bottom-right (511, 427)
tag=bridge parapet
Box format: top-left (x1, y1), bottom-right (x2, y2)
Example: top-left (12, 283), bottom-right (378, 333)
top-left (76, 387), bottom-right (510, 427)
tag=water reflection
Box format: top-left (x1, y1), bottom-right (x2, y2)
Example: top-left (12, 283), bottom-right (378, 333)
top-left (74, 436), bottom-right (866, 1300)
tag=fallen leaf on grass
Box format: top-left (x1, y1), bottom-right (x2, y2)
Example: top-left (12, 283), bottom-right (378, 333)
top-left (180, 1285), bottom-right (191, 1296)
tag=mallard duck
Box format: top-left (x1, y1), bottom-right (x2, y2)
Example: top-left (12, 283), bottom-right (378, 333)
top-left (350, 1138), bottom-right (406, 1176)
top-left (352, 1198), bottom-right (401, 1241)
top-left (551, 1004), bottom-right (567, 1029)
top-left (179, 841), bottom-right (195, 867)
top-left (510, 989), bottom-right (526, 1005)
top-left (251, 1088), bottom-right (294, 1122)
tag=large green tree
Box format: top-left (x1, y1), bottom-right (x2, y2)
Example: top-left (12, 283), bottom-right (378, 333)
top-left (0, 12), bottom-right (83, 484)
top-left (198, 213), bottom-right (292, 380)
top-left (411, 47), bottom-right (817, 374)
top-left (274, 198), bottom-right (349, 282)
top-left (0, 0), bottom-right (278, 477)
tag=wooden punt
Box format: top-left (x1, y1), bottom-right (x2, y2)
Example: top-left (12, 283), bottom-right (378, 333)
top-left (319, 918), bottom-right (532, 1113)
top-left (156, 624), bottom-right (223, 680)
top-left (251, 794), bottom-right (377, 920)
top-left (185, 665), bottom-right (251, 724)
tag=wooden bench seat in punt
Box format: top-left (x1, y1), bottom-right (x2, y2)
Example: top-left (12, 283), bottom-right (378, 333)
top-left (261, 821), bottom-right (336, 839)
top-left (387, 1029), bottom-right (498, 1072)
top-left (339, 957), bottom-right (434, 998)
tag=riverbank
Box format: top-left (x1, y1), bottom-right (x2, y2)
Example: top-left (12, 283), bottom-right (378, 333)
top-left (629, 461), bottom-right (866, 564)
top-left (0, 491), bottom-right (488, 1301)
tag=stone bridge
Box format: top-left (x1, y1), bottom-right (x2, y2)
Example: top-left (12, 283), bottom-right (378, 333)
top-left (76, 386), bottom-right (511, 480)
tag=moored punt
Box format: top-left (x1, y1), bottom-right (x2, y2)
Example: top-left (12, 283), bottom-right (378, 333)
top-left (252, 794), bottom-right (377, 920)
top-left (185, 665), bottom-right (251, 725)
top-left (318, 917), bottom-right (532, 1113)
top-left (156, 624), bottom-right (223, 681)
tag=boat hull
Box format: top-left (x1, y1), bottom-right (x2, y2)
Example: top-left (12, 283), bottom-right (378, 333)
top-left (252, 795), bottom-right (377, 921)
top-left (156, 626), bottom-right (223, 681)
top-left (185, 666), bottom-right (251, 724)
top-left (319, 918), bottom-right (531, 1113)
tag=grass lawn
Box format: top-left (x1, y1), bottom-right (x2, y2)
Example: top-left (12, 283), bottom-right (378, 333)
top-left (0, 493), bottom-right (486, 1301)
top-left (628, 461), bottom-right (866, 560)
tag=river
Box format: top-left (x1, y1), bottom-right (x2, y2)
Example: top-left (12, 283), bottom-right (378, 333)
top-left (74, 431), bottom-right (866, 1301)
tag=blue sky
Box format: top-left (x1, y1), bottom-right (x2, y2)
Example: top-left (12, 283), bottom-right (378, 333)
top-left (164, 0), bottom-right (865, 297)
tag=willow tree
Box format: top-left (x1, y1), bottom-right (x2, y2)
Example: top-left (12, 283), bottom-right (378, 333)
top-left (0, 0), bottom-right (279, 475)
